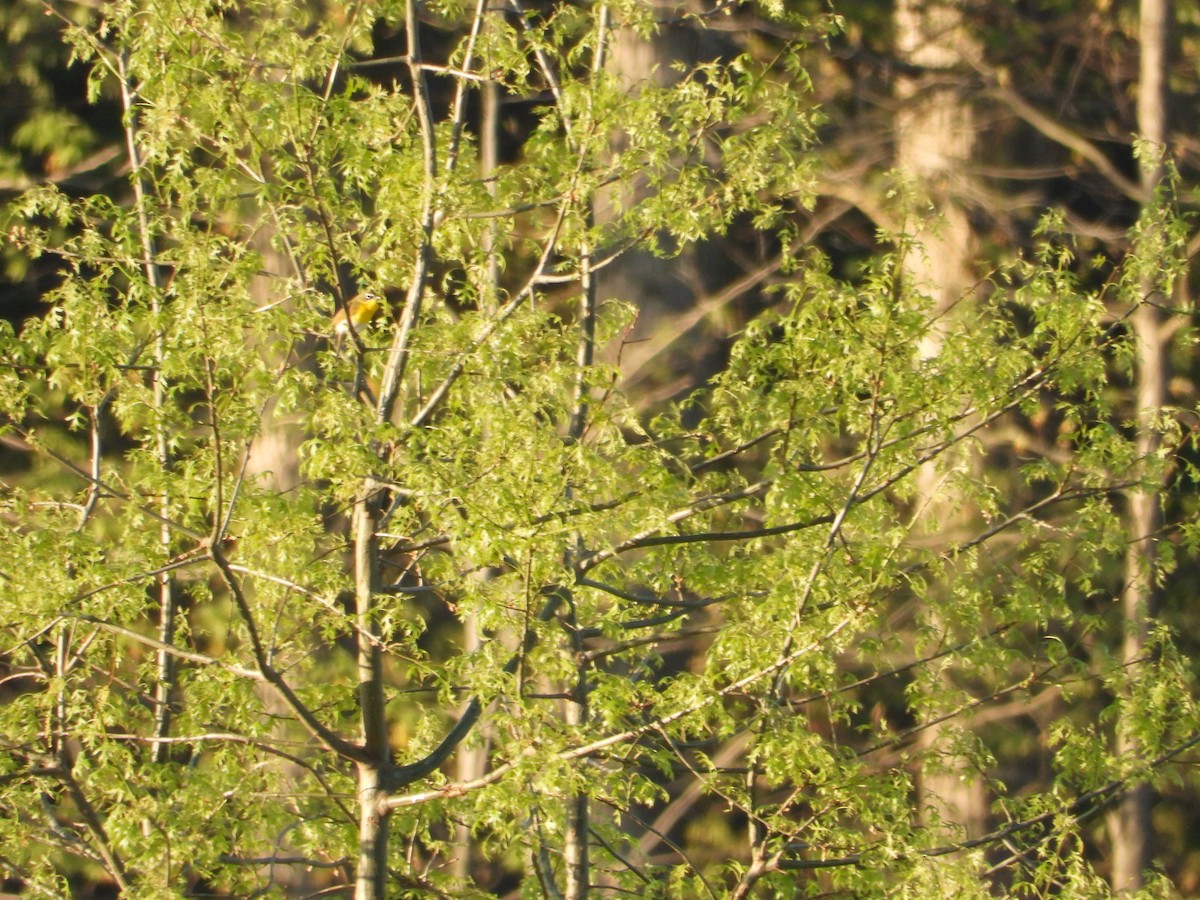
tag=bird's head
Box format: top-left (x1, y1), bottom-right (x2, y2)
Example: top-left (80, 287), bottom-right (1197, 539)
top-left (350, 291), bottom-right (382, 320)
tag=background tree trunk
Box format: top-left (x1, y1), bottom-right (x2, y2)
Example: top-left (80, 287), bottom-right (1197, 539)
top-left (597, 11), bottom-right (735, 406)
top-left (893, 0), bottom-right (988, 841)
top-left (1110, 0), bottom-right (1170, 891)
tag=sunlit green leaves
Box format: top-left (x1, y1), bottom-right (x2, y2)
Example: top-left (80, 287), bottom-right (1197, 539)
top-left (3, 0), bottom-right (1198, 896)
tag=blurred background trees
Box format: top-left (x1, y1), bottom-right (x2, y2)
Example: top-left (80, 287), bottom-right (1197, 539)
top-left (2, 0), bottom-right (1200, 896)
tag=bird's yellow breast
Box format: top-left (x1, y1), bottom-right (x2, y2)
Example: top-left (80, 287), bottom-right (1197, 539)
top-left (332, 292), bottom-right (382, 335)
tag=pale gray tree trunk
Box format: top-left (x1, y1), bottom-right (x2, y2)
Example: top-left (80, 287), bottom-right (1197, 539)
top-left (893, 0), bottom-right (988, 841)
top-left (452, 609), bottom-right (484, 884)
top-left (237, 236), bottom-right (333, 896)
top-left (450, 41), bottom-right (503, 886)
top-left (244, 234), bottom-right (309, 493)
top-left (1109, 0), bottom-right (1170, 892)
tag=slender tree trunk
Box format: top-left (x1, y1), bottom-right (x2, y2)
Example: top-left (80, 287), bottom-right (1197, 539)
top-left (354, 481), bottom-right (390, 900)
top-left (450, 31), bottom-right (503, 885)
top-left (118, 51), bottom-right (179, 768)
top-left (563, 677), bottom-right (589, 899)
top-left (1110, 0), bottom-right (1170, 891)
top-left (356, 761), bottom-right (388, 900)
top-left (893, 0), bottom-right (988, 840)
top-left (351, 0), bottom-right (439, 891)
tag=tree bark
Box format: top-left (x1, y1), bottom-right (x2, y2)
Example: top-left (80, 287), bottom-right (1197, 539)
top-left (563, 681), bottom-right (589, 900)
top-left (893, 0), bottom-right (988, 841)
top-left (354, 485), bottom-right (390, 900)
top-left (596, 10), bottom-right (734, 404)
top-left (1110, 0), bottom-right (1170, 891)
top-left (451, 19), bottom-right (503, 881)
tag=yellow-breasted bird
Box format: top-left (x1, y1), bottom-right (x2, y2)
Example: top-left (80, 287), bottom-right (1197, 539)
top-left (331, 291), bottom-right (382, 339)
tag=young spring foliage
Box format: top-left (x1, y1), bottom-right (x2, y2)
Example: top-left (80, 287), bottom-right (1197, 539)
top-left (1, 1), bottom-right (1197, 897)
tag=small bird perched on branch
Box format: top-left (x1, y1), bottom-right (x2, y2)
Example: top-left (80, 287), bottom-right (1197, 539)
top-left (331, 291), bottom-right (382, 340)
